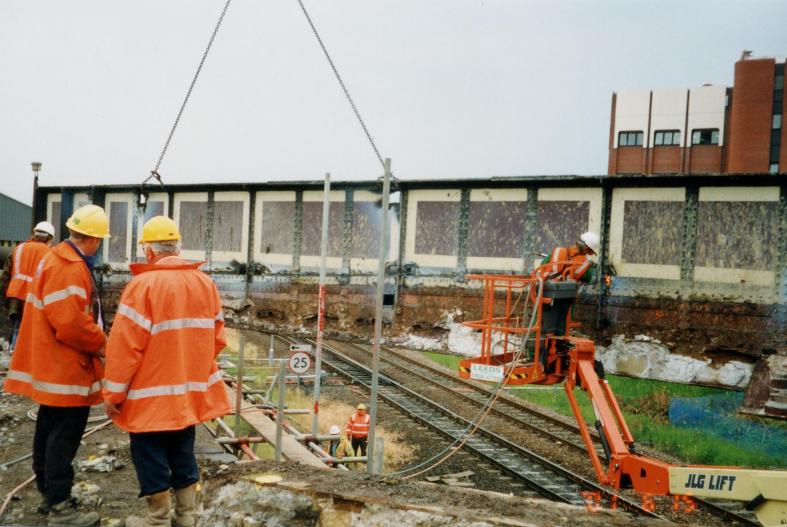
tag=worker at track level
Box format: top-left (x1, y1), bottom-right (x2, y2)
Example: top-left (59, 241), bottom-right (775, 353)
top-left (103, 215), bottom-right (231, 527)
top-left (4, 205), bottom-right (110, 527)
top-left (346, 403), bottom-right (371, 457)
top-left (1, 221), bottom-right (55, 351)
top-left (325, 424), bottom-right (353, 467)
top-left (536, 231), bottom-right (600, 283)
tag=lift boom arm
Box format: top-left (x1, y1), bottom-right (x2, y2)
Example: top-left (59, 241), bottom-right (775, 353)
top-left (564, 337), bottom-right (787, 527)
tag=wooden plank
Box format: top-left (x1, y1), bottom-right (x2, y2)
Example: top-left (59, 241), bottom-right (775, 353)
top-left (440, 470), bottom-right (474, 479)
top-left (224, 384), bottom-right (328, 469)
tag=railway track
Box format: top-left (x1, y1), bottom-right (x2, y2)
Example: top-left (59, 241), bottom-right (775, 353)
top-left (281, 335), bottom-right (665, 520)
top-left (313, 338), bottom-right (761, 527)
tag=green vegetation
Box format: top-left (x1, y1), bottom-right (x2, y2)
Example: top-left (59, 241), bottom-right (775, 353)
top-left (422, 352), bottom-right (784, 469)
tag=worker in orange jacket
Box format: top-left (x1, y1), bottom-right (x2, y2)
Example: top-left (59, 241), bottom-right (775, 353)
top-left (536, 231), bottom-right (600, 283)
top-left (103, 216), bottom-right (231, 527)
top-left (2, 221), bottom-right (55, 350)
top-left (346, 403), bottom-right (371, 457)
top-left (4, 205), bottom-right (109, 527)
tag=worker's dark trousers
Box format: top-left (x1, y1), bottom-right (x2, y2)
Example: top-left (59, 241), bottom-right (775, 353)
top-left (32, 405), bottom-right (90, 505)
top-left (129, 425), bottom-right (199, 497)
top-left (351, 436), bottom-right (368, 456)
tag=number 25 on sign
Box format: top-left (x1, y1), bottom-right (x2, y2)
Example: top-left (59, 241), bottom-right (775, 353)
top-left (289, 352), bottom-right (311, 374)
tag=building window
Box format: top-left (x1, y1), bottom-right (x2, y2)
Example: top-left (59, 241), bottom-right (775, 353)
top-left (774, 114), bottom-right (782, 129)
top-left (770, 163), bottom-right (779, 174)
top-left (618, 131), bottom-right (643, 147)
top-left (691, 129), bottom-right (719, 145)
top-left (654, 130), bottom-right (681, 146)
top-left (776, 74), bottom-right (784, 90)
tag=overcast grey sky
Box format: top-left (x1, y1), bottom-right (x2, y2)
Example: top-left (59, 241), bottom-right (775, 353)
top-left (1, 0), bottom-right (785, 204)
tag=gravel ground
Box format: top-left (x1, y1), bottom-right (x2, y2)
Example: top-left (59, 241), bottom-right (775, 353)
top-left (323, 339), bottom-right (739, 526)
top-left (0, 332), bottom-right (743, 527)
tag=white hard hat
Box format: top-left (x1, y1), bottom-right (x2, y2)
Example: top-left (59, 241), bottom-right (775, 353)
top-left (579, 231), bottom-right (600, 254)
top-left (34, 221), bottom-right (56, 237)
top-left (329, 425), bottom-right (341, 435)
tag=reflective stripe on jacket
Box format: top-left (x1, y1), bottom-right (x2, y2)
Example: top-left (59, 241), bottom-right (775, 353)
top-left (4, 242), bottom-right (106, 406)
top-left (103, 256), bottom-right (231, 433)
top-left (6, 241), bottom-right (51, 301)
top-left (346, 412), bottom-right (370, 438)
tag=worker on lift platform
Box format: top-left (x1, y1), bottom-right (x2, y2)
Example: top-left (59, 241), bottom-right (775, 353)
top-left (536, 231), bottom-right (600, 283)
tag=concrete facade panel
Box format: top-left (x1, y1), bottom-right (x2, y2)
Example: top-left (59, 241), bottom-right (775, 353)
top-left (405, 189), bottom-right (461, 269)
top-left (695, 186), bottom-right (780, 286)
top-left (466, 188), bottom-right (527, 263)
top-left (613, 90), bottom-right (650, 148)
top-left (609, 187), bottom-right (684, 281)
top-left (687, 85), bottom-right (727, 146)
top-left (351, 201), bottom-right (382, 260)
top-left (105, 194), bottom-right (133, 265)
top-left (174, 192), bottom-right (208, 259)
top-left (46, 194), bottom-right (62, 243)
top-left (535, 188), bottom-right (602, 256)
top-left (212, 191), bottom-right (249, 264)
top-left (301, 195), bottom-right (345, 262)
top-left (255, 191), bottom-right (295, 268)
top-left (622, 200), bottom-right (684, 266)
top-left (651, 89), bottom-right (688, 146)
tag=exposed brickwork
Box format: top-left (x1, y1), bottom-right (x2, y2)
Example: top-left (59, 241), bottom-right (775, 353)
top-left (727, 58), bottom-right (775, 173)
top-left (688, 145), bottom-right (723, 173)
top-left (651, 146), bottom-right (682, 174)
top-left (613, 147), bottom-right (646, 174)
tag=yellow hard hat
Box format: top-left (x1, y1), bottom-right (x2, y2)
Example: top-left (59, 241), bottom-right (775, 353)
top-left (357, 403), bottom-right (366, 411)
top-left (66, 205), bottom-right (110, 238)
top-left (138, 216), bottom-right (181, 244)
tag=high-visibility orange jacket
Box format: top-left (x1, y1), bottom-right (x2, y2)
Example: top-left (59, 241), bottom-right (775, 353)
top-left (537, 246), bottom-right (593, 282)
top-left (6, 240), bottom-right (51, 301)
top-left (4, 242), bottom-right (106, 406)
top-left (103, 256), bottom-right (231, 433)
top-left (346, 411), bottom-right (370, 438)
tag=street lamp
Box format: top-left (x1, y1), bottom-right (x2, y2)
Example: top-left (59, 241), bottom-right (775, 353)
top-left (30, 162), bottom-right (42, 234)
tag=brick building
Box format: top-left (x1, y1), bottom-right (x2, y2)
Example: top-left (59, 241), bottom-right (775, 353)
top-left (608, 56), bottom-right (785, 175)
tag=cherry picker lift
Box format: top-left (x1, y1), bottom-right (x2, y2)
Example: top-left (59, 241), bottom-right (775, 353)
top-left (458, 261), bottom-right (787, 526)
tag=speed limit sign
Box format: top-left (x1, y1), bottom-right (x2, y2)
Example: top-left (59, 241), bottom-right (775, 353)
top-left (289, 352), bottom-right (311, 374)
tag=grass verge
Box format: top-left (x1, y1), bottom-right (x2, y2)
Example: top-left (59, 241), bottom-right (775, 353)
top-left (422, 352), bottom-right (785, 469)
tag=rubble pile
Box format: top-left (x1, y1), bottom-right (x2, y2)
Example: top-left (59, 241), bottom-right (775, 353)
top-left (598, 335), bottom-right (753, 388)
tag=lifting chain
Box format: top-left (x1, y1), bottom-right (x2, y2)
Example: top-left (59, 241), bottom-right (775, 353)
top-left (147, 0), bottom-right (234, 188)
top-left (295, 0), bottom-right (388, 173)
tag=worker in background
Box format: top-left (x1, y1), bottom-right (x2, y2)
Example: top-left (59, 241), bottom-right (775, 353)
top-left (536, 231), bottom-right (600, 283)
top-left (346, 403), bottom-right (371, 458)
top-left (1, 221), bottom-right (55, 350)
top-left (4, 205), bottom-right (109, 527)
top-left (103, 216), bottom-right (231, 527)
top-left (325, 424), bottom-right (353, 467)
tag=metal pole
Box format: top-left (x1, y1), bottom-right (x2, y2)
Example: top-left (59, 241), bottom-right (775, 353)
top-left (234, 334), bottom-right (246, 439)
top-left (367, 158), bottom-right (391, 475)
top-left (274, 360), bottom-right (286, 462)
top-left (268, 334), bottom-right (275, 366)
top-left (312, 173), bottom-right (331, 436)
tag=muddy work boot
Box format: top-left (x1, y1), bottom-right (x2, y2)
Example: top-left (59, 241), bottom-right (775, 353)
top-left (126, 490), bottom-right (171, 527)
top-left (172, 483), bottom-right (197, 527)
top-left (47, 498), bottom-right (100, 527)
top-left (37, 498), bottom-right (51, 515)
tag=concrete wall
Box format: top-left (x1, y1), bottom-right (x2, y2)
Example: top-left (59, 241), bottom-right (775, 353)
top-left (36, 174), bottom-right (786, 357)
